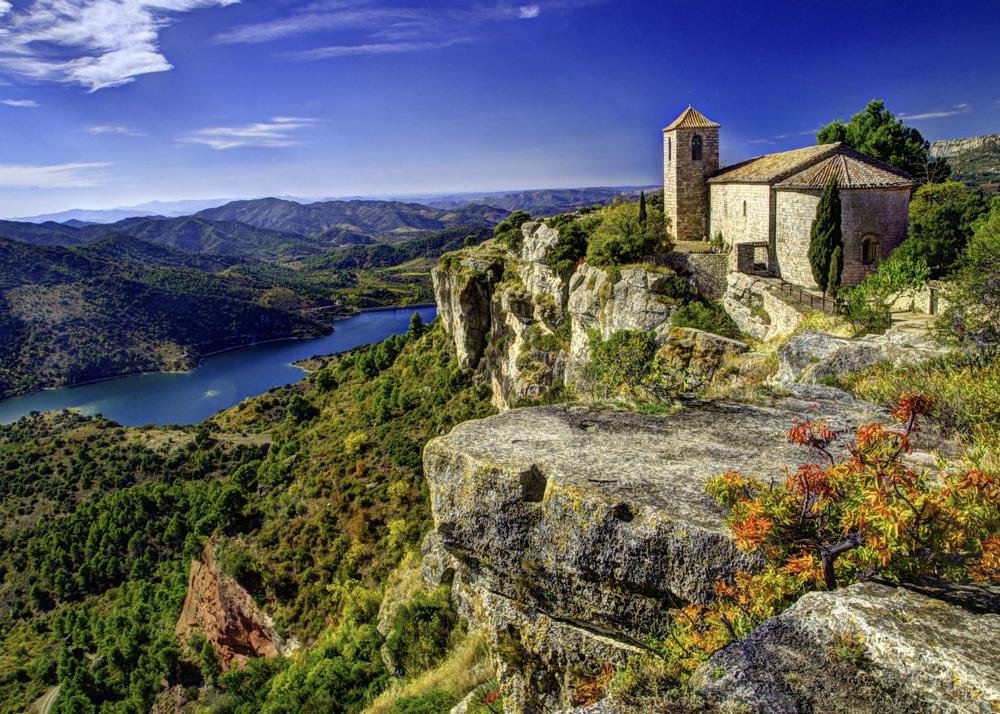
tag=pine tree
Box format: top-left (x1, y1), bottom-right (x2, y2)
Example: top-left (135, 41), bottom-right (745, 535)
top-left (808, 176), bottom-right (843, 294)
top-left (638, 191), bottom-right (648, 225)
top-left (408, 311), bottom-right (425, 338)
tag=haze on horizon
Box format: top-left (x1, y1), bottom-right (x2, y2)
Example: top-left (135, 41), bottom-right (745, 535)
top-left (1, 0), bottom-right (998, 217)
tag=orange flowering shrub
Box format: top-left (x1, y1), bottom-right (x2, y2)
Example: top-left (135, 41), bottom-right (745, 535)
top-left (657, 393), bottom-right (999, 679)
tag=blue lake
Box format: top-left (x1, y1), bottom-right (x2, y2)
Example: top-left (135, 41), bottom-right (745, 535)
top-left (0, 306), bottom-right (436, 427)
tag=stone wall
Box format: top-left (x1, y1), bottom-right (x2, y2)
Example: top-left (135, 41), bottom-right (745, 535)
top-left (774, 187), bottom-right (911, 289)
top-left (708, 183), bottom-right (772, 267)
top-left (774, 189), bottom-right (821, 288)
top-left (840, 188), bottom-right (911, 286)
top-left (663, 251), bottom-right (729, 300)
top-left (664, 127), bottom-right (719, 241)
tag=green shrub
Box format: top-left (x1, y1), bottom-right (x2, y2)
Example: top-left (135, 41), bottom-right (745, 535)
top-left (493, 211), bottom-right (532, 251)
top-left (898, 181), bottom-right (990, 277)
top-left (586, 330), bottom-right (658, 400)
top-left (383, 587), bottom-right (460, 676)
top-left (671, 302), bottom-right (740, 339)
top-left (545, 214), bottom-right (592, 277)
top-left (389, 689), bottom-right (461, 714)
top-left (840, 253), bottom-right (929, 336)
top-left (586, 202), bottom-right (668, 268)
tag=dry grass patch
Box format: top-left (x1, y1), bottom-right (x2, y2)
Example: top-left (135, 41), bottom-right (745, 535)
top-left (362, 629), bottom-right (493, 714)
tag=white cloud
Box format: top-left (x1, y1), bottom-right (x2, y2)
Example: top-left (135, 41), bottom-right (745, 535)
top-left (283, 39), bottom-right (466, 61)
top-left (86, 124), bottom-right (144, 136)
top-left (0, 0), bottom-right (241, 92)
top-left (0, 162), bottom-right (111, 188)
top-left (899, 103), bottom-right (973, 121)
top-left (179, 116), bottom-right (318, 150)
top-left (1, 98), bottom-right (39, 107)
top-left (217, 1), bottom-right (606, 59)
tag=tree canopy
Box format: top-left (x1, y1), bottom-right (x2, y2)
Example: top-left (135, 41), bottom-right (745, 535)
top-left (895, 180), bottom-right (990, 278)
top-left (817, 100), bottom-right (951, 183)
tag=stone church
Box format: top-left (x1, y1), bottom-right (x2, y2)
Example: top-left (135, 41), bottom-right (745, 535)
top-left (662, 106), bottom-right (913, 288)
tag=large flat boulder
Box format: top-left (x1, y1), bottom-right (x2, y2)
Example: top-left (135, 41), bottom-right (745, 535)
top-left (693, 582), bottom-right (1000, 713)
top-left (424, 388), bottom-right (885, 710)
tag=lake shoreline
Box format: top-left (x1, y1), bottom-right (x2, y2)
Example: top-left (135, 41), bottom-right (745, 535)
top-left (0, 305), bottom-right (436, 407)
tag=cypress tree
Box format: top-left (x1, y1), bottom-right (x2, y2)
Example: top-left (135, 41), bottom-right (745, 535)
top-left (638, 191), bottom-right (648, 225)
top-left (828, 245), bottom-right (844, 295)
top-left (808, 176), bottom-right (842, 294)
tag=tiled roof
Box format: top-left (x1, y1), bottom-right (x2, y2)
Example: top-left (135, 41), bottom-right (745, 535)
top-left (708, 142), bottom-right (914, 188)
top-left (775, 150), bottom-right (913, 189)
top-left (708, 143), bottom-right (840, 184)
top-left (663, 106), bottom-right (720, 131)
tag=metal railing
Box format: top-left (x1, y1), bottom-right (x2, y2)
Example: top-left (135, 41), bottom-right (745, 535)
top-left (776, 282), bottom-right (841, 315)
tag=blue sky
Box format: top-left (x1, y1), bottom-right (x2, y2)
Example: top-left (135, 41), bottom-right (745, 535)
top-left (0, 0), bottom-right (998, 216)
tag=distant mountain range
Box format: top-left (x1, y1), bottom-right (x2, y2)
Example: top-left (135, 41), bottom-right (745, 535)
top-left (195, 198), bottom-right (506, 243)
top-left (0, 199), bottom-right (506, 259)
top-left (419, 185), bottom-right (659, 214)
top-left (9, 186), bottom-right (653, 226)
top-left (931, 134), bottom-right (1000, 193)
top-left (0, 235), bottom-right (328, 399)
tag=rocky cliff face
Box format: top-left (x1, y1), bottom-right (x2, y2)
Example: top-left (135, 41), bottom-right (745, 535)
top-left (428, 220), bottom-right (995, 713)
top-left (422, 388), bottom-right (886, 711)
top-left (175, 543), bottom-right (287, 671)
top-left (433, 222), bottom-right (725, 409)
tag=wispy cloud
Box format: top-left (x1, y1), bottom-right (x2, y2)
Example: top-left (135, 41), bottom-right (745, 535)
top-left (86, 125), bottom-right (144, 136)
top-left (0, 0), bottom-right (240, 92)
top-left (216, 1), bottom-right (605, 60)
top-left (283, 39), bottom-right (467, 61)
top-left (0, 162), bottom-right (111, 189)
top-left (179, 116), bottom-right (319, 150)
top-left (1, 98), bottom-right (38, 107)
top-left (898, 103), bottom-right (973, 121)
top-left (747, 129), bottom-right (816, 146)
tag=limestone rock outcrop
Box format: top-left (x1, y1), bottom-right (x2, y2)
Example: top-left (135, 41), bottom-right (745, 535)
top-left (774, 328), bottom-right (946, 386)
top-left (423, 387), bottom-right (884, 711)
top-left (174, 543), bottom-right (285, 671)
top-left (433, 221), bottom-right (714, 409)
top-left (692, 582), bottom-right (1000, 713)
top-left (723, 272), bottom-right (805, 340)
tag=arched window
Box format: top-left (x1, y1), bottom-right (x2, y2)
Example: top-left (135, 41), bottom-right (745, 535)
top-left (861, 235), bottom-right (880, 265)
top-left (691, 134), bottom-right (703, 161)
top-left (667, 137), bottom-right (672, 162)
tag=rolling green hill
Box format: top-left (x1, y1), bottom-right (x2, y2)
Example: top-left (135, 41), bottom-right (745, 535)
top-left (195, 197), bottom-right (507, 241)
top-left (0, 237), bottom-right (328, 399)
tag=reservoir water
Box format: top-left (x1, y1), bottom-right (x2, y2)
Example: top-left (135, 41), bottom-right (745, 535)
top-left (0, 306), bottom-right (436, 427)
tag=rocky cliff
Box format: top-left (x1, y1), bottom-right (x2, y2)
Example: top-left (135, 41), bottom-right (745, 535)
top-left (175, 543), bottom-right (288, 671)
top-left (432, 221), bottom-right (732, 409)
top-left (426, 220), bottom-right (997, 713)
top-left (421, 388), bottom-right (891, 711)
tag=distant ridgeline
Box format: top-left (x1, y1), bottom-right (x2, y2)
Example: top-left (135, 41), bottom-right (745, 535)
top-left (931, 133), bottom-right (1000, 194)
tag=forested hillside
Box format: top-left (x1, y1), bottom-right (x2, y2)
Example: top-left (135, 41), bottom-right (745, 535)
top-left (0, 322), bottom-right (494, 713)
top-left (195, 198), bottom-right (506, 241)
top-left (0, 237), bottom-right (328, 399)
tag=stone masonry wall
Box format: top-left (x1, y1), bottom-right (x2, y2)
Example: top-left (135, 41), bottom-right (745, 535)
top-left (775, 187), bottom-right (911, 289)
top-left (774, 189), bottom-right (822, 288)
top-left (665, 251), bottom-right (729, 300)
top-left (709, 183), bottom-right (772, 269)
top-left (664, 127), bottom-right (720, 241)
top-left (840, 188), bottom-right (910, 286)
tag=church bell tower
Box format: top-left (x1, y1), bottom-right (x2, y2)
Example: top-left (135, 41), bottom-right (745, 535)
top-left (662, 106), bottom-right (720, 242)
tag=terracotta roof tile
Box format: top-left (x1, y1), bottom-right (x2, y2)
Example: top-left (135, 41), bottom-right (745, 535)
top-left (708, 144), bottom-right (841, 184)
top-left (663, 106), bottom-right (720, 131)
top-left (775, 150), bottom-right (913, 189)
